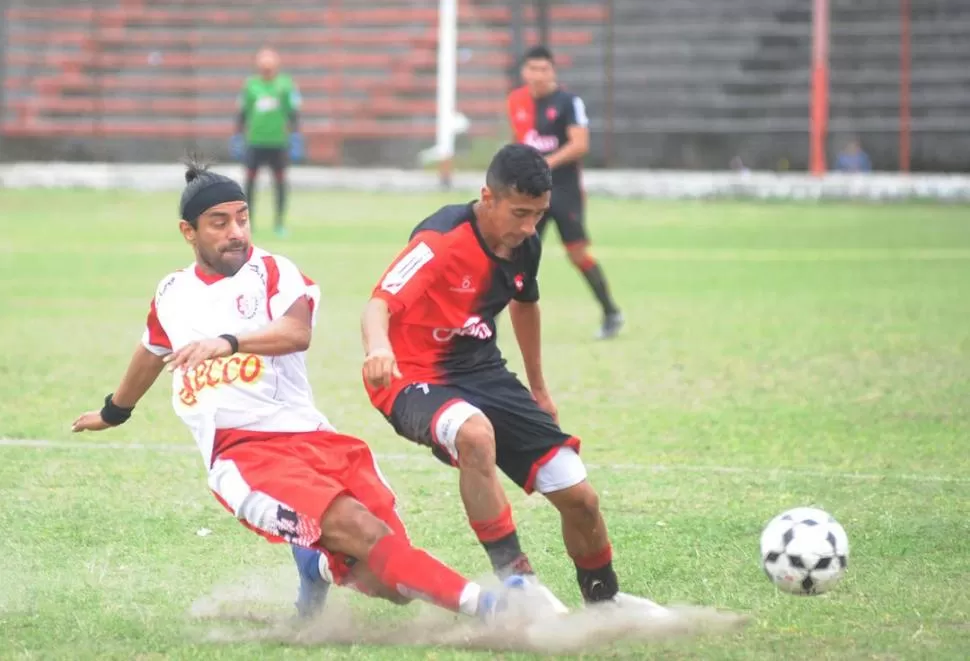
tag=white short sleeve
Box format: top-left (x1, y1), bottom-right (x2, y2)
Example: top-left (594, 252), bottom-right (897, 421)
top-left (268, 255), bottom-right (320, 326)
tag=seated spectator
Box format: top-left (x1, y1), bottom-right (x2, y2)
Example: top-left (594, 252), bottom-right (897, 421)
top-left (836, 138), bottom-right (872, 173)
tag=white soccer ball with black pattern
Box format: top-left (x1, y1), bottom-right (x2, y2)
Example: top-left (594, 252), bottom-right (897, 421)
top-left (760, 507), bottom-right (849, 595)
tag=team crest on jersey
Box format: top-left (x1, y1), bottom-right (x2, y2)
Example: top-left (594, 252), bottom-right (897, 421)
top-left (546, 107), bottom-right (558, 121)
top-left (236, 293), bottom-right (259, 319)
top-left (514, 274), bottom-right (525, 292)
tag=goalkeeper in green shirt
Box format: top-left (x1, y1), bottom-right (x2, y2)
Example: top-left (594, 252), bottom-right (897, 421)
top-left (231, 48), bottom-right (303, 237)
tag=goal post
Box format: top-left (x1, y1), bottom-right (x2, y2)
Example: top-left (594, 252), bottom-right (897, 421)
top-left (418, 0), bottom-right (459, 185)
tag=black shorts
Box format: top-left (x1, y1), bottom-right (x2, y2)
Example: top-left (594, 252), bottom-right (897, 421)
top-left (246, 146), bottom-right (287, 172)
top-left (537, 184), bottom-right (587, 245)
top-left (386, 369), bottom-right (578, 493)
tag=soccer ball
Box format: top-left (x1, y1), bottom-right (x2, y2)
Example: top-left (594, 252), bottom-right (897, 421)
top-left (760, 507), bottom-right (849, 595)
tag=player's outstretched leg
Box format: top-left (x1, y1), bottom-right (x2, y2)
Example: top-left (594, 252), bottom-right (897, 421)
top-left (543, 480), bottom-right (621, 603)
top-left (565, 242), bottom-right (623, 339)
top-left (453, 413), bottom-right (535, 578)
top-left (319, 493), bottom-right (515, 619)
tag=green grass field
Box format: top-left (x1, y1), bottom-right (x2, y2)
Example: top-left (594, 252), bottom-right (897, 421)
top-left (1, 187), bottom-right (969, 660)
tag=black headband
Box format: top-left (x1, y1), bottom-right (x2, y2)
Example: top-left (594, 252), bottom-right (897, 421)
top-left (181, 179), bottom-right (246, 224)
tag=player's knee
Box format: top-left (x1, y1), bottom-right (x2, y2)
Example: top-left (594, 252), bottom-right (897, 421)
top-left (320, 496), bottom-right (393, 557)
top-left (454, 414), bottom-right (497, 470)
top-left (566, 244), bottom-right (593, 269)
top-left (555, 483), bottom-right (601, 526)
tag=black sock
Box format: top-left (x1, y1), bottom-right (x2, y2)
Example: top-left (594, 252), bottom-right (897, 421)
top-left (244, 175), bottom-right (257, 228)
top-left (581, 262), bottom-right (619, 316)
top-left (482, 531), bottom-right (534, 578)
top-left (274, 173), bottom-right (287, 228)
top-left (576, 560), bottom-right (619, 603)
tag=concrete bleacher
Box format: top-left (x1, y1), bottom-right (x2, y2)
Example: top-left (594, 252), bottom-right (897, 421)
top-left (827, 0), bottom-right (970, 170)
top-left (1, 0), bottom-right (598, 165)
top-left (3, 0), bottom-right (967, 170)
top-left (559, 0), bottom-right (970, 170)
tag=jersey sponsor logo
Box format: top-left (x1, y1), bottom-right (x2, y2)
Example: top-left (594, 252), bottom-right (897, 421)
top-left (514, 274), bottom-right (525, 292)
top-left (236, 293), bottom-right (259, 319)
top-left (448, 275), bottom-right (477, 295)
top-left (523, 129), bottom-right (559, 153)
top-left (255, 96), bottom-right (280, 112)
top-left (432, 315), bottom-right (493, 343)
top-left (178, 354), bottom-right (264, 406)
top-left (381, 241), bottom-right (434, 295)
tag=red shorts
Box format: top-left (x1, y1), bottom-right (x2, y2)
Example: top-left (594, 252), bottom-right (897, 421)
top-left (208, 429), bottom-right (407, 585)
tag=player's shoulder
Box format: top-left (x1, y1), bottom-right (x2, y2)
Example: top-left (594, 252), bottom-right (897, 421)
top-left (507, 85), bottom-right (531, 103)
top-left (554, 87), bottom-right (584, 105)
top-left (249, 246), bottom-right (307, 280)
top-left (409, 203), bottom-right (474, 242)
top-left (151, 265), bottom-right (194, 304)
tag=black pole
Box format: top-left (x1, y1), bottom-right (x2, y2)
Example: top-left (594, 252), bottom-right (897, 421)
top-left (604, 0), bottom-right (615, 167)
top-left (536, 0), bottom-right (550, 47)
top-left (0, 0), bottom-right (8, 160)
top-left (509, 0), bottom-right (524, 90)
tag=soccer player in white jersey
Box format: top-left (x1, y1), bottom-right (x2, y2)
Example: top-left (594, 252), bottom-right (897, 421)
top-left (70, 160), bottom-right (542, 623)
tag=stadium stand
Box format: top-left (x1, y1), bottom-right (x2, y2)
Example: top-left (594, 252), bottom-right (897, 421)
top-left (2, 0), bottom-right (968, 169)
top-left (556, 0), bottom-right (970, 170)
top-left (1, 0), bottom-right (597, 165)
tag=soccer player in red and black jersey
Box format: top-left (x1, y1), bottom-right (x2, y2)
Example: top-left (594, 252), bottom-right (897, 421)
top-left (360, 144), bottom-right (659, 612)
top-left (507, 45), bottom-right (623, 340)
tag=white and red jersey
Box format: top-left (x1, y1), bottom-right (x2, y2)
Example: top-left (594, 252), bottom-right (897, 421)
top-left (141, 246), bottom-right (334, 466)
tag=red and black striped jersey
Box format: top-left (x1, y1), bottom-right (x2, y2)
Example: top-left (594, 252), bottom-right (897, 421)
top-left (366, 202), bottom-right (541, 413)
top-left (507, 85), bottom-right (589, 188)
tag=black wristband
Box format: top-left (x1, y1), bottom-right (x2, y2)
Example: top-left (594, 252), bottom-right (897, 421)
top-left (101, 393), bottom-right (134, 426)
top-left (219, 334), bottom-right (239, 354)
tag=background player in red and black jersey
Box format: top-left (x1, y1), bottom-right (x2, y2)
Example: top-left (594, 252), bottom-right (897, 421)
top-left (360, 144), bottom-right (658, 611)
top-left (507, 46), bottom-right (623, 340)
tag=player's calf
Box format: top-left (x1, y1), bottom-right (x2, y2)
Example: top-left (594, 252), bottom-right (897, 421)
top-left (541, 465), bottom-right (620, 603)
top-left (565, 243), bottom-right (622, 334)
top-left (319, 495), bottom-right (482, 615)
top-left (452, 412), bottom-right (535, 578)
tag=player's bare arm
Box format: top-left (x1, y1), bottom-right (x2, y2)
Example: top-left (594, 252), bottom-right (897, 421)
top-left (164, 295), bottom-right (312, 373)
top-left (545, 124), bottom-right (589, 170)
top-left (508, 299), bottom-right (558, 423)
top-left (361, 297), bottom-right (401, 388)
top-left (71, 344), bottom-right (166, 432)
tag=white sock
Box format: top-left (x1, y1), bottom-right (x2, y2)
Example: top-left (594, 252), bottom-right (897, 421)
top-left (457, 582), bottom-right (482, 616)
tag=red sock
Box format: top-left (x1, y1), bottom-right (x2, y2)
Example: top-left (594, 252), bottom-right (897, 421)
top-left (366, 533), bottom-right (471, 613)
top-left (469, 504), bottom-right (516, 543)
top-left (573, 543), bottom-right (613, 570)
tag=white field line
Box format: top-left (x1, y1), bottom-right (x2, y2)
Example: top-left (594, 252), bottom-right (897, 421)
top-left (1, 438), bottom-right (967, 485)
top-left (5, 243), bottom-right (970, 261)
